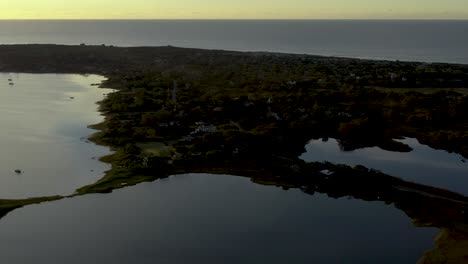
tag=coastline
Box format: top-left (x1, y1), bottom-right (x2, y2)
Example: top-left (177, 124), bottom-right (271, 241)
top-left (0, 44), bottom-right (466, 236)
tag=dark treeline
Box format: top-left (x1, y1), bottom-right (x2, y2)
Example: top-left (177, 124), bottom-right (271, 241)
top-left (1, 44), bottom-right (468, 89)
top-left (94, 72), bottom-right (468, 170)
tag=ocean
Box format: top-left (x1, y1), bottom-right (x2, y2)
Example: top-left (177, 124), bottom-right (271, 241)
top-left (1, 19), bottom-right (468, 64)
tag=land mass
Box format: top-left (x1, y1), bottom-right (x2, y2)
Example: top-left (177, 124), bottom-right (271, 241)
top-left (1, 43), bottom-right (467, 203)
top-left (1, 44), bottom-right (468, 262)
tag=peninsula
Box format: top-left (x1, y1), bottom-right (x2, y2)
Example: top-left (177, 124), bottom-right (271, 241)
top-left (0, 45), bottom-right (467, 262)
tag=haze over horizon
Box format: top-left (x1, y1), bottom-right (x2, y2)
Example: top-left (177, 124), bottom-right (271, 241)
top-left (2, 0), bottom-right (468, 20)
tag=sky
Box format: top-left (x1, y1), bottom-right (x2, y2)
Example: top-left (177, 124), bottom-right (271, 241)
top-left (1, 0), bottom-right (468, 19)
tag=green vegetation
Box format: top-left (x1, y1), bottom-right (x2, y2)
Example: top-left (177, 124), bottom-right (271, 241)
top-left (0, 46), bottom-right (467, 259)
top-left (20, 44), bottom-right (458, 203)
top-left (92, 73), bottom-right (468, 164)
top-left (0, 196), bottom-right (63, 219)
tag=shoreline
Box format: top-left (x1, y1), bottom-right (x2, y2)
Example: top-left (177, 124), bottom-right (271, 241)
top-left (0, 44), bottom-right (466, 239)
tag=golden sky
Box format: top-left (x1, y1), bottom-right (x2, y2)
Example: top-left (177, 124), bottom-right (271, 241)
top-left (1, 0), bottom-right (468, 19)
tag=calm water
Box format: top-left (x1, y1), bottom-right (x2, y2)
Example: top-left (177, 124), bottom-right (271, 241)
top-left (0, 173), bottom-right (437, 264)
top-left (1, 20), bottom-right (468, 64)
top-left (0, 74), bottom-right (112, 198)
top-left (300, 138), bottom-right (468, 196)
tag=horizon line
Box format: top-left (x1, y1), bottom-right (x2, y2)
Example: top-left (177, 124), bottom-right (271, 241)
top-left (0, 18), bottom-right (467, 21)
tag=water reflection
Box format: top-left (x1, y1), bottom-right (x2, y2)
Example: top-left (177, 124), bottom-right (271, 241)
top-left (0, 153), bottom-right (466, 263)
top-left (300, 138), bottom-right (468, 196)
top-left (0, 174), bottom-right (438, 264)
top-left (298, 139), bottom-right (468, 263)
top-left (0, 74), bottom-right (112, 198)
